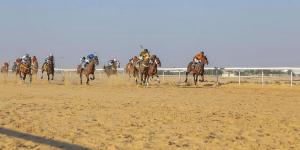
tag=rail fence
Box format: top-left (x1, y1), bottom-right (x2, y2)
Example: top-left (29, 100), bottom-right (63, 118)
top-left (2, 67), bottom-right (300, 86)
top-left (53, 67), bottom-right (300, 86)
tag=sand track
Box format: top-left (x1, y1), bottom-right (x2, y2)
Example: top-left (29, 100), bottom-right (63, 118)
top-left (0, 76), bottom-right (300, 149)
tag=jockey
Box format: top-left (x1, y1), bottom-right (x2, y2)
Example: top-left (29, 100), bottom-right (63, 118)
top-left (87, 53), bottom-right (95, 62)
top-left (80, 56), bottom-right (87, 68)
top-left (193, 51), bottom-right (205, 65)
top-left (44, 53), bottom-right (54, 66)
top-left (139, 49), bottom-right (150, 60)
top-left (21, 54), bottom-right (30, 64)
top-left (137, 49), bottom-right (150, 64)
top-left (108, 58), bottom-right (117, 66)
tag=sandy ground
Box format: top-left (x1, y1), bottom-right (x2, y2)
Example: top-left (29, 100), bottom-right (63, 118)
top-left (0, 75), bottom-right (300, 150)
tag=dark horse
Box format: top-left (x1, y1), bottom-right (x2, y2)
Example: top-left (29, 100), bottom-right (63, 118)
top-left (184, 56), bottom-right (209, 85)
top-left (31, 56), bottom-right (39, 76)
top-left (134, 58), bottom-right (150, 85)
top-left (125, 56), bottom-right (139, 78)
top-left (146, 55), bottom-right (161, 84)
top-left (13, 58), bottom-right (22, 76)
top-left (77, 56), bottom-right (99, 85)
top-left (19, 57), bottom-right (32, 83)
top-left (41, 56), bottom-right (54, 81)
top-left (1, 62), bottom-right (9, 74)
top-left (103, 60), bottom-right (120, 77)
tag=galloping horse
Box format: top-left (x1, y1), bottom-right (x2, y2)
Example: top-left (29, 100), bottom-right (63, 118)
top-left (77, 56), bottom-right (99, 85)
top-left (134, 57), bottom-right (150, 85)
top-left (146, 55), bottom-right (161, 84)
top-left (41, 56), bottom-right (54, 81)
top-left (13, 58), bottom-right (21, 75)
top-left (19, 57), bottom-right (32, 83)
top-left (31, 56), bottom-right (39, 76)
top-left (125, 56), bottom-right (138, 78)
top-left (184, 56), bottom-right (209, 85)
top-left (1, 63), bottom-right (9, 74)
top-left (103, 60), bottom-right (120, 77)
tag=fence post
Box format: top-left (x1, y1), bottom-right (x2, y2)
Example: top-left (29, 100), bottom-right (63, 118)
top-left (215, 67), bottom-right (219, 86)
top-left (290, 71), bottom-right (293, 86)
top-left (162, 71), bottom-right (165, 81)
top-left (178, 71), bottom-right (181, 81)
top-left (239, 70), bottom-right (241, 85)
top-left (261, 70), bottom-right (264, 86)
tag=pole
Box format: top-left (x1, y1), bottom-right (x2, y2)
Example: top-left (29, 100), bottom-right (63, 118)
top-left (162, 71), bottom-right (165, 81)
top-left (290, 71), bottom-right (293, 86)
top-left (261, 70), bottom-right (264, 86)
top-left (215, 68), bottom-right (219, 86)
top-left (179, 71), bottom-right (181, 81)
top-left (239, 71), bottom-right (241, 85)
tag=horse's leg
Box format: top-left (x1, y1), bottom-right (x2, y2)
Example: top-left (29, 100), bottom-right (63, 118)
top-left (23, 74), bottom-right (26, 81)
top-left (185, 71), bottom-right (190, 83)
top-left (195, 74), bottom-right (198, 85)
top-left (86, 74), bottom-right (89, 85)
top-left (193, 74), bottom-right (197, 85)
top-left (29, 74), bottom-right (32, 83)
top-left (52, 73), bottom-right (54, 80)
top-left (80, 73), bottom-right (83, 85)
top-left (201, 74), bottom-right (204, 82)
top-left (157, 75), bottom-right (160, 84)
top-left (41, 70), bottom-right (44, 79)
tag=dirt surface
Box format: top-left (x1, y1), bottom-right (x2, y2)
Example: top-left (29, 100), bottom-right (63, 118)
top-left (0, 76), bottom-right (299, 149)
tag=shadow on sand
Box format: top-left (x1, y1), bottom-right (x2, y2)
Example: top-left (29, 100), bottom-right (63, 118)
top-left (0, 127), bottom-right (90, 150)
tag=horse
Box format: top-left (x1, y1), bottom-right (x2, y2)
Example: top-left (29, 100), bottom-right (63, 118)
top-left (77, 56), bottom-right (99, 85)
top-left (1, 63), bottom-right (9, 74)
top-left (41, 56), bottom-right (55, 81)
top-left (19, 57), bottom-right (32, 83)
top-left (125, 56), bottom-right (139, 78)
top-left (184, 56), bottom-right (209, 85)
top-left (13, 58), bottom-right (22, 75)
top-left (31, 56), bottom-right (39, 76)
top-left (103, 60), bottom-right (120, 77)
top-left (146, 55), bottom-right (161, 84)
top-left (134, 57), bottom-right (150, 85)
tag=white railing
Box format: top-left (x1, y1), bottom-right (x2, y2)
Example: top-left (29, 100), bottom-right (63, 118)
top-left (52, 67), bottom-right (300, 86)
top-left (5, 67), bottom-right (300, 86)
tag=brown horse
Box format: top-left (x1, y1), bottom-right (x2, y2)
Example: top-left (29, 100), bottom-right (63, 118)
top-left (19, 57), bottom-right (32, 83)
top-left (31, 56), bottom-right (39, 76)
top-left (41, 57), bottom-right (54, 81)
top-left (1, 63), bottom-right (9, 74)
top-left (13, 58), bottom-right (21, 76)
top-left (184, 56), bottom-right (209, 85)
top-left (103, 60), bottom-right (120, 77)
top-left (146, 55), bottom-right (161, 84)
top-left (77, 56), bottom-right (99, 85)
top-left (125, 56), bottom-right (138, 78)
top-left (135, 58), bottom-right (150, 85)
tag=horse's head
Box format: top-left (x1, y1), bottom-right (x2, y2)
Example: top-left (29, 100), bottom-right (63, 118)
top-left (93, 56), bottom-right (100, 66)
top-left (203, 56), bottom-right (209, 65)
top-left (32, 56), bottom-right (37, 62)
top-left (116, 61), bottom-right (120, 68)
top-left (155, 57), bottom-right (161, 67)
top-left (16, 58), bottom-right (21, 64)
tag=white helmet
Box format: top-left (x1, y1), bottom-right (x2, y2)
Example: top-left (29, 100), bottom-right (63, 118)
top-left (113, 58), bottom-right (117, 62)
top-left (49, 53), bottom-right (53, 56)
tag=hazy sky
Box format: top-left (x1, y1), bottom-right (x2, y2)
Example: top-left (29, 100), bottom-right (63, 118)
top-left (0, 0), bottom-right (299, 68)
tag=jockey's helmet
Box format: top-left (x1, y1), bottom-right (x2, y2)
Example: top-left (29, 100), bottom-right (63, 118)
top-left (50, 53), bottom-right (53, 57)
top-left (113, 58), bottom-right (117, 62)
top-left (144, 49), bottom-right (149, 53)
top-left (25, 54), bottom-right (29, 57)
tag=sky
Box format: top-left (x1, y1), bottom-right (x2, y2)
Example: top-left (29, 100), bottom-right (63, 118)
top-left (0, 0), bottom-right (299, 68)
